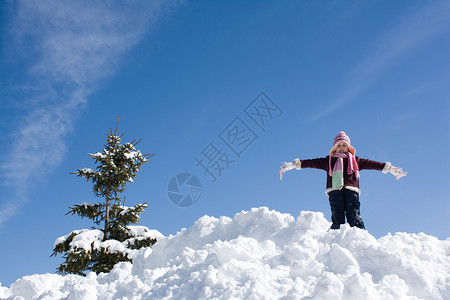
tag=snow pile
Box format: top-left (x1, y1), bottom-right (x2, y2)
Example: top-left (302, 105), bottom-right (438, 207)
top-left (1, 207), bottom-right (449, 299)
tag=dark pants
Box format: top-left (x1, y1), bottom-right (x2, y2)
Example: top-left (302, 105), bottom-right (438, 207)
top-left (328, 188), bottom-right (365, 230)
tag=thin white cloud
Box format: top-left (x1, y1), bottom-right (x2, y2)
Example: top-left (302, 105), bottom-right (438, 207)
top-left (0, 0), bottom-right (178, 228)
top-left (308, 1), bottom-right (450, 122)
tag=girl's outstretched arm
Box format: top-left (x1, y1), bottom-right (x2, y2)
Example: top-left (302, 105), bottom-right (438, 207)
top-left (358, 158), bottom-right (407, 179)
top-left (279, 157), bottom-right (328, 180)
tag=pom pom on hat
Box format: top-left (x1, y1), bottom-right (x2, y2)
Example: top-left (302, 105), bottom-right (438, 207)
top-left (330, 131), bottom-right (356, 155)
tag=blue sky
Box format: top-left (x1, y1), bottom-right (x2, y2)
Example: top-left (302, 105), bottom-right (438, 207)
top-left (1, 0), bottom-right (449, 286)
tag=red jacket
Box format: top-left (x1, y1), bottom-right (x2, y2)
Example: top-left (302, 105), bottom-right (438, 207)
top-left (300, 156), bottom-right (389, 195)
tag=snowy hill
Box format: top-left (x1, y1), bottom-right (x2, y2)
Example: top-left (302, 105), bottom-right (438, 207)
top-left (1, 207), bottom-right (449, 299)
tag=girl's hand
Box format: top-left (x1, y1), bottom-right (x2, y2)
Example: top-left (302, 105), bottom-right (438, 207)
top-left (279, 160), bottom-right (299, 180)
top-left (389, 166), bottom-right (407, 180)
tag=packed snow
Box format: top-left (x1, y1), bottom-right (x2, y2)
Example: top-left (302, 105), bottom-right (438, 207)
top-left (1, 207), bottom-right (449, 299)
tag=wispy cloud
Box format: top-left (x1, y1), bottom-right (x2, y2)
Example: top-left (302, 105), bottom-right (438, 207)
top-left (0, 0), bottom-right (177, 228)
top-left (309, 1), bottom-right (450, 122)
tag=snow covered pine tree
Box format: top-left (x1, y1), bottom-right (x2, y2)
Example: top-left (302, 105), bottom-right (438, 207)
top-left (52, 120), bottom-right (156, 276)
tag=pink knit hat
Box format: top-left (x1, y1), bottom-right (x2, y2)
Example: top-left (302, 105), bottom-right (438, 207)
top-left (329, 131), bottom-right (355, 155)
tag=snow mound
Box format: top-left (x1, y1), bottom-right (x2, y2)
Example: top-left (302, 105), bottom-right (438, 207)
top-left (1, 207), bottom-right (449, 299)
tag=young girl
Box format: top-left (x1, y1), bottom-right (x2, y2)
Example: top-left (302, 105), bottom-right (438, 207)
top-left (280, 131), bottom-right (406, 230)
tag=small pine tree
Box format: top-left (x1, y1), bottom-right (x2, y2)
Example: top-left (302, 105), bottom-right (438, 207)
top-left (52, 119), bottom-right (157, 276)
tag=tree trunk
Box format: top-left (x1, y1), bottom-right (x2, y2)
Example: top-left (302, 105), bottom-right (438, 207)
top-left (104, 196), bottom-right (110, 241)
